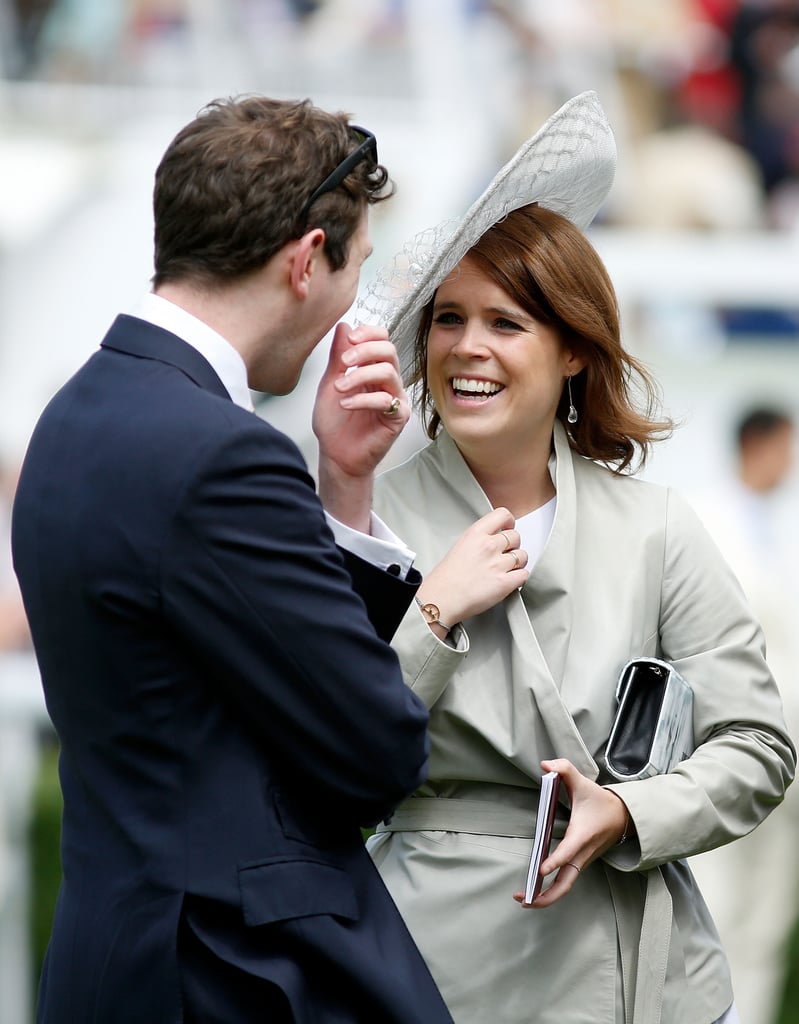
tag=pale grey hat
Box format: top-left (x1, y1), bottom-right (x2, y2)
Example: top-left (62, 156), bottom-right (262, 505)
top-left (355, 90), bottom-right (617, 380)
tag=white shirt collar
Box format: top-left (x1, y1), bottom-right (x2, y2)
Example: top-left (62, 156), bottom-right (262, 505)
top-left (129, 292), bottom-right (254, 412)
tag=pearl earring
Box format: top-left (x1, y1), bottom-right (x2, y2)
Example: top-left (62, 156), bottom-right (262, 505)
top-left (567, 375), bottom-right (578, 425)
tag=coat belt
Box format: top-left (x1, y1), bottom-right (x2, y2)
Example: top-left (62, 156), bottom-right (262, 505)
top-left (378, 796), bottom-right (562, 838)
top-left (376, 796), bottom-right (671, 1024)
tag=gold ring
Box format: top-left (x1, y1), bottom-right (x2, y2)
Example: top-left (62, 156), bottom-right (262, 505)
top-left (384, 396), bottom-right (401, 416)
top-left (565, 861), bottom-right (581, 874)
top-left (509, 549), bottom-right (521, 569)
top-left (499, 530), bottom-right (511, 553)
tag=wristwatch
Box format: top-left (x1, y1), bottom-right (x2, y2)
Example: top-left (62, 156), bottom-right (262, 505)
top-left (415, 597), bottom-right (453, 632)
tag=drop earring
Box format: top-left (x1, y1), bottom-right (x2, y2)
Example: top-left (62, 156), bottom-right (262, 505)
top-left (567, 375), bottom-right (578, 425)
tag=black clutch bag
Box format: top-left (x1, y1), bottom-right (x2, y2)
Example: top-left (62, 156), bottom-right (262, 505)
top-left (604, 657), bottom-right (694, 782)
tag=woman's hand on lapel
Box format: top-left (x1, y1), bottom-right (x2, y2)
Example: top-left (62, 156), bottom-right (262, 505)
top-left (512, 758), bottom-right (632, 909)
top-left (415, 507), bottom-right (529, 632)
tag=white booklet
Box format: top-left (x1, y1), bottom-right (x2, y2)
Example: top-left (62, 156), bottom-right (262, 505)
top-left (523, 770), bottom-right (561, 905)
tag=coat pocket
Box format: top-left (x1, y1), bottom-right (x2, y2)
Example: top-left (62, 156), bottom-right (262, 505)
top-left (238, 858), bottom-right (358, 927)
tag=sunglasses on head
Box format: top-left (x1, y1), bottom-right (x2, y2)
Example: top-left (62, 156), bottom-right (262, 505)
top-left (299, 126), bottom-right (378, 224)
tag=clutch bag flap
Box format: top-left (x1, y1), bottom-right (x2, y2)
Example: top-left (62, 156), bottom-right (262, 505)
top-left (604, 657), bottom-right (694, 782)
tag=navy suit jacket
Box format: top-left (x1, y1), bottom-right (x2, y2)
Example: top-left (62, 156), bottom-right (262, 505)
top-left (12, 315), bottom-right (452, 1023)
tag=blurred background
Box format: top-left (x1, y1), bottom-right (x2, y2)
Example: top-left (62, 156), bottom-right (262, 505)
top-left (1, 1), bottom-right (798, 1022)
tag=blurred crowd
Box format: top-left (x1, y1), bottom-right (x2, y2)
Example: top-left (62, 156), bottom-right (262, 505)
top-left (1, 0), bottom-right (799, 231)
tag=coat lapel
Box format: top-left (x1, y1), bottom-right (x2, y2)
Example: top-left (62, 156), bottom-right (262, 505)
top-left (508, 421), bottom-right (598, 777)
top-left (425, 424), bottom-right (598, 778)
top-left (519, 419), bottom-right (577, 685)
top-left (100, 315), bottom-right (232, 402)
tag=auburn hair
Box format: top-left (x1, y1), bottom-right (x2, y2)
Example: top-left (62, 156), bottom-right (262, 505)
top-left (410, 204), bottom-right (672, 472)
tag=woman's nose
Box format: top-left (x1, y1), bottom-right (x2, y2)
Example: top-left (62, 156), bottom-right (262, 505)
top-left (451, 323), bottom-right (488, 358)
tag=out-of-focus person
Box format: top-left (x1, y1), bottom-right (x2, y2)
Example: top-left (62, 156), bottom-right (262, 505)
top-left (729, 0), bottom-right (799, 228)
top-left (0, 461), bottom-right (31, 654)
top-left (690, 404), bottom-right (799, 1024)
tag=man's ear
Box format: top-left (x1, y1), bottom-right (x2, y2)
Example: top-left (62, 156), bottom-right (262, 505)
top-left (289, 228), bottom-right (326, 299)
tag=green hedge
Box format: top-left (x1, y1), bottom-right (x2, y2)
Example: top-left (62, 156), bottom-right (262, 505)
top-left (28, 738), bottom-right (62, 996)
top-left (776, 915), bottom-right (799, 1024)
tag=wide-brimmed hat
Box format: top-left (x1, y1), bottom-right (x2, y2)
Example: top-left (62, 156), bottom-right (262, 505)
top-left (355, 90), bottom-right (617, 380)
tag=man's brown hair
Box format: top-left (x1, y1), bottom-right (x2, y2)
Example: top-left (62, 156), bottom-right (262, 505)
top-left (152, 95), bottom-right (392, 287)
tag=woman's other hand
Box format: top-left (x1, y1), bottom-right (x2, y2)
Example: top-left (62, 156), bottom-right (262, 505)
top-left (513, 758), bottom-right (632, 908)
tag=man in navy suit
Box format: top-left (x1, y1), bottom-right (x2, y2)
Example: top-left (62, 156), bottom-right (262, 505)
top-left (12, 96), bottom-right (453, 1023)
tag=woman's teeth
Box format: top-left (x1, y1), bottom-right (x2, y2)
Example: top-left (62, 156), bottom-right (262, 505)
top-left (451, 377), bottom-right (503, 399)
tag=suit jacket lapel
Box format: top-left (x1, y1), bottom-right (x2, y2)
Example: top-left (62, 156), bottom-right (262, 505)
top-left (100, 314), bottom-right (232, 402)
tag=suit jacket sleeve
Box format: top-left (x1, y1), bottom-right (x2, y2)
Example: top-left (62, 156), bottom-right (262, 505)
top-left (339, 548), bottom-right (421, 644)
top-left (159, 420), bottom-right (430, 825)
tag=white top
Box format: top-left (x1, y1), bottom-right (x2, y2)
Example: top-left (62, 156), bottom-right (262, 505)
top-left (515, 495), bottom-right (557, 569)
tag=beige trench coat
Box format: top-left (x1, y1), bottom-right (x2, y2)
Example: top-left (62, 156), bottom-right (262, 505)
top-left (368, 422), bottom-right (795, 1024)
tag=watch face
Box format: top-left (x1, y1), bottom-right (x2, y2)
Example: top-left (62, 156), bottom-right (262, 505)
top-left (420, 602), bottom-right (440, 623)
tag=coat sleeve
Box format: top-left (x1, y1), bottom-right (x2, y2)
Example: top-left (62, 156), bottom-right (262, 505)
top-left (605, 487), bottom-right (796, 871)
top-left (388, 603), bottom-right (469, 708)
top-left (159, 421), bottom-right (431, 826)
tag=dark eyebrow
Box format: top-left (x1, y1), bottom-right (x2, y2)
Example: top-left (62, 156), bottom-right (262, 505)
top-left (433, 299), bottom-right (532, 324)
top-left (489, 306), bottom-right (529, 321)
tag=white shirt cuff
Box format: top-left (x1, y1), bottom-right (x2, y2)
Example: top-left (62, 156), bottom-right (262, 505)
top-left (325, 511), bottom-right (416, 579)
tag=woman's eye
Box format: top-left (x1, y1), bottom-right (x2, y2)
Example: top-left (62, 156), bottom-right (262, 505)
top-left (432, 312), bottom-right (462, 326)
top-left (495, 317), bottom-right (523, 331)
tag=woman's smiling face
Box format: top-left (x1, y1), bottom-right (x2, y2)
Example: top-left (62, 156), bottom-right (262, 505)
top-left (426, 255), bottom-right (576, 457)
